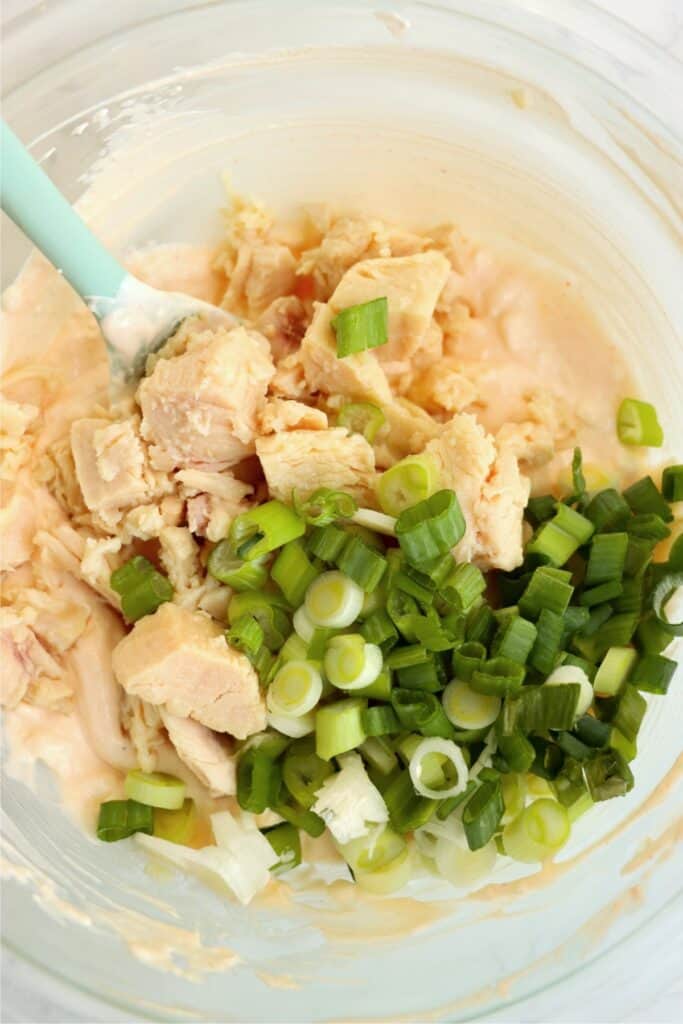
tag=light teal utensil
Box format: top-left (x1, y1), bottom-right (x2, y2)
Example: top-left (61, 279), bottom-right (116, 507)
top-left (1, 120), bottom-right (233, 381)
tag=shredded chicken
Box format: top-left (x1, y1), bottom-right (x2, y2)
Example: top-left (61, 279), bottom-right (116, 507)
top-left (256, 427), bottom-right (377, 504)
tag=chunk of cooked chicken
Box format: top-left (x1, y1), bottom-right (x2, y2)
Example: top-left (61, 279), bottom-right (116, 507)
top-left (329, 251), bottom-right (450, 368)
top-left (425, 413), bottom-right (530, 571)
top-left (258, 398), bottom-right (328, 434)
top-left (407, 358), bottom-right (479, 416)
top-left (121, 694), bottom-right (164, 773)
top-left (221, 241), bottom-right (297, 320)
top-left (257, 296), bottom-right (309, 362)
top-left (0, 609), bottom-right (64, 709)
top-left (256, 427), bottom-right (376, 504)
top-left (112, 602), bottom-right (266, 739)
top-left (373, 398), bottom-right (441, 469)
top-left (0, 484), bottom-right (36, 570)
top-left (496, 420), bottom-right (555, 470)
top-left (160, 709), bottom-right (237, 797)
top-left (137, 324), bottom-right (275, 469)
top-left (300, 303), bottom-right (392, 405)
top-left (71, 418), bottom-right (149, 513)
top-left (158, 527), bottom-right (201, 594)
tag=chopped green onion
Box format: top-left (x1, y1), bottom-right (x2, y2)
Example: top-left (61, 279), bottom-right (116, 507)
top-left (110, 556), bottom-right (173, 622)
top-left (617, 397), bottom-right (664, 447)
top-left (502, 799), bottom-right (570, 862)
top-left (492, 614), bottom-right (537, 665)
top-left (386, 588), bottom-right (420, 641)
top-left (282, 737), bottom-right (334, 808)
top-left (592, 646), bottom-right (638, 698)
top-left (124, 770), bottom-right (186, 811)
top-left (452, 641), bottom-right (487, 682)
top-left (351, 508), bottom-right (397, 537)
top-left (315, 697), bottom-right (367, 760)
top-left (377, 454), bottom-right (440, 517)
top-left (307, 524), bottom-right (348, 562)
top-left (305, 571), bottom-right (364, 629)
top-left (666, 535), bottom-right (683, 572)
top-left (411, 611), bottom-right (460, 652)
top-left (394, 563), bottom-right (436, 605)
top-left (386, 644), bottom-right (429, 670)
top-left (614, 575), bottom-right (645, 616)
top-left (629, 653), bottom-right (677, 694)
top-left (556, 731), bottom-right (592, 761)
top-left (577, 603), bottom-right (614, 640)
top-left (324, 635), bottom-right (383, 691)
top-left (268, 709), bottom-right (316, 738)
top-left (279, 632), bottom-right (309, 664)
top-left (391, 688), bottom-right (453, 739)
top-left (612, 684), bottom-right (646, 743)
top-left (383, 769), bottom-right (438, 833)
top-left (242, 730), bottom-right (291, 761)
top-left (518, 682), bottom-right (581, 732)
top-left (226, 614), bottom-right (264, 658)
top-left (636, 613), bottom-right (673, 655)
top-left (408, 737), bottom-right (469, 800)
top-left (560, 652), bottom-right (596, 681)
top-left (565, 446), bottom-right (588, 506)
top-left (267, 660), bottom-right (323, 717)
top-left (153, 800), bottom-right (197, 845)
top-left (361, 706), bottom-right (401, 738)
top-left (228, 592), bottom-right (291, 651)
top-left (590, 612), bottom-right (640, 658)
top-left (97, 799), bottom-right (154, 843)
top-left (562, 606), bottom-right (592, 641)
top-left (526, 494), bottom-right (557, 526)
top-left (529, 738), bottom-right (564, 780)
top-left (396, 490), bottom-right (466, 565)
top-left (651, 573), bottom-right (683, 636)
top-left (293, 605), bottom-right (316, 643)
top-left (337, 402), bottom-right (386, 443)
top-left (360, 609), bottom-right (399, 652)
top-left (462, 777), bottom-right (504, 851)
top-left (263, 822), bottom-right (302, 875)
top-left (496, 730), bottom-right (535, 773)
top-left (470, 658), bottom-right (526, 697)
top-left (332, 296), bottom-right (389, 358)
top-left (466, 603), bottom-right (497, 646)
top-left (237, 748), bottom-right (282, 814)
top-left (293, 487), bottom-right (357, 527)
top-left (584, 488), bottom-right (631, 533)
top-left (545, 662), bottom-right (593, 716)
top-left (354, 667), bottom-right (393, 700)
top-left (359, 736), bottom-right (399, 776)
top-left (442, 679), bottom-right (501, 730)
top-left (207, 541), bottom-right (269, 590)
top-left (271, 539), bottom-right (321, 606)
top-left (526, 521), bottom-right (580, 567)
top-left (230, 500), bottom-right (305, 560)
top-left (335, 534), bottom-right (387, 593)
top-left (519, 566), bottom-right (574, 620)
top-left (608, 727), bottom-right (637, 763)
top-left (395, 650), bottom-right (447, 693)
top-left (583, 749), bottom-right (634, 801)
top-left (529, 608), bottom-right (564, 675)
top-left (441, 562), bottom-right (487, 612)
top-left (585, 532), bottom-right (628, 586)
top-left (624, 536), bottom-right (656, 578)
top-left (574, 714), bottom-right (611, 748)
top-left (274, 798), bottom-right (326, 837)
top-left (423, 552), bottom-right (457, 588)
top-left (579, 580), bottom-right (624, 607)
top-left (623, 476), bottom-right (673, 522)
top-left (662, 465), bottom-right (683, 503)
top-left (626, 514), bottom-right (671, 541)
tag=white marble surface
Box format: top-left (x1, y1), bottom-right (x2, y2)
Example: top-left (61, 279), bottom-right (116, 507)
top-left (1, 1), bottom-right (682, 1022)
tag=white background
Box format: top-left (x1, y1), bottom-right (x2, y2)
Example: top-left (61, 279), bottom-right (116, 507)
top-left (2, 0), bottom-right (682, 1021)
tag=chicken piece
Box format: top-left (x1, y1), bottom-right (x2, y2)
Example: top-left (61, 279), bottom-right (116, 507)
top-left (407, 359), bottom-right (479, 416)
top-left (0, 609), bottom-right (63, 709)
top-left (70, 418), bottom-right (148, 513)
top-left (120, 496), bottom-right (184, 543)
top-left (158, 527), bottom-right (201, 593)
top-left (425, 413), bottom-right (529, 571)
top-left (257, 296), bottom-right (309, 362)
top-left (0, 484), bottom-right (36, 570)
top-left (0, 395), bottom-right (38, 479)
top-left (300, 215), bottom-right (428, 298)
top-left (270, 351), bottom-right (310, 401)
top-left (373, 399), bottom-right (441, 469)
top-left (112, 602), bottom-right (266, 739)
top-left (126, 244), bottom-right (226, 306)
top-left (137, 324), bottom-right (275, 469)
top-left (329, 251), bottom-right (450, 368)
top-left (221, 242), bottom-right (297, 320)
top-left (496, 420), bottom-right (555, 470)
top-left (121, 694), bottom-right (164, 773)
top-left (160, 709), bottom-right (237, 797)
top-left (256, 427), bottom-right (376, 504)
top-left (177, 468), bottom-right (253, 543)
top-left (300, 304), bottom-right (392, 405)
top-left (10, 586), bottom-right (90, 654)
top-left (79, 537), bottom-right (124, 608)
top-left (258, 398), bottom-right (328, 434)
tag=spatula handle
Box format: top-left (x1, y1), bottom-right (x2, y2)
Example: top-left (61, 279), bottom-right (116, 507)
top-left (1, 120), bottom-right (126, 301)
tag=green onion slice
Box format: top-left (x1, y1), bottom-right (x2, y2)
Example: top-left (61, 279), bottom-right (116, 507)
top-left (377, 455), bottom-right (440, 517)
top-left (442, 679), bottom-right (501, 731)
top-left (153, 799), bottom-right (197, 845)
top-left (110, 556), bottom-right (173, 622)
top-left (651, 573), bottom-right (683, 636)
top-left (350, 508), bottom-right (397, 537)
top-left (97, 799), bottom-right (154, 842)
top-left (324, 634), bottom-right (383, 691)
top-left (267, 660), bottom-right (323, 717)
top-left (207, 541), bottom-right (269, 590)
top-left (293, 487), bottom-right (358, 527)
top-left (263, 822), bottom-right (302, 875)
top-left (305, 570), bottom-right (364, 628)
top-left (124, 770), bottom-right (186, 811)
top-left (332, 296), bottom-right (389, 358)
top-left (503, 798), bottom-right (570, 862)
top-left (617, 397), bottom-right (664, 447)
top-left (230, 500), bottom-right (305, 560)
top-left (337, 402), bottom-right (386, 443)
top-left (267, 710), bottom-right (316, 739)
top-left (408, 737), bottom-right (469, 800)
top-left (396, 489), bottom-right (466, 565)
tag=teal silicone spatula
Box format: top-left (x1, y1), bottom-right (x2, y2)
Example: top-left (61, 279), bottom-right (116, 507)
top-left (1, 120), bottom-right (234, 381)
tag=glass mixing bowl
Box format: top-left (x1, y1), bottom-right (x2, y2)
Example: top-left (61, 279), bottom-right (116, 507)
top-left (2, 1), bottom-right (682, 1020)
